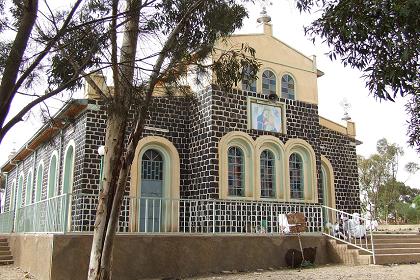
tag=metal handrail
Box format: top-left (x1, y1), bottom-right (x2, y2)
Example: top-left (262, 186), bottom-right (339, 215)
top-left (322, 205), bottom-right (376, 264)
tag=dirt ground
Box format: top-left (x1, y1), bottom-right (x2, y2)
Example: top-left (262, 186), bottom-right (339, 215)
top-left (1, 263), bottom-right (420, 280)
top-left (192, 263), bottom-right (420, 280)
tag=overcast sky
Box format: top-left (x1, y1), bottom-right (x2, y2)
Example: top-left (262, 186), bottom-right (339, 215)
top-left (0, 1), bottom-right (418, 189)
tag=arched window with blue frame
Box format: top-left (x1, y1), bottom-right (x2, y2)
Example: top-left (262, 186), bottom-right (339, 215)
top-left (25, 170), bottom-right (33, 205)
top-left (47, 151), bottom-right (58, 198)
top-left (62, 142), bottom-right (75, 194)
top-left (35, 161), bottom-right (44, 202)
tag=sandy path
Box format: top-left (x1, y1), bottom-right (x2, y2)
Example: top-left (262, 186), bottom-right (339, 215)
top-left (192, 264), bottom-right (420, 280)
top-left (1, 263), bottom-right (420, 279)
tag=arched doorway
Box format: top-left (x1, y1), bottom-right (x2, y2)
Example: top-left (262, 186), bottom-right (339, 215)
top-left (129, 136), bottom-right (180, 232)
top-left (139, 149), bottom-right (164, 232)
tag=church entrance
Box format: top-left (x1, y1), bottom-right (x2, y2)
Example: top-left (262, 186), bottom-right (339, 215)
top-left (139, 149), bottom-right (164, 232)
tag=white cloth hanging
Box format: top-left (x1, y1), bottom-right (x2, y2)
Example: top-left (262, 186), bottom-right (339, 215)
top-left (278, 214), bottom-right (290, 234)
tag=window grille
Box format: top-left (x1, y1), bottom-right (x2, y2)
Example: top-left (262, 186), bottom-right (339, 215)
top-left (260, 150), bottom-right (275, 198)
top-left (262, 70), bottom-right (276, 95)
top-left (228, 146), bottom-right (245, 196)
top-left (289, 153), bottom-right (304, 199)
top-left (241, 65), bottom-right (257, 92)
top-left (281, 74), bottom-right (295, 100)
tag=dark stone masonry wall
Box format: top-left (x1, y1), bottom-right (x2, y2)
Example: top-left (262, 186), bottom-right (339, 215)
top-left (320, 126), bottom-right (360, 213)
top-left (4, 110), bottom-right (87, 212)
top-left (3, 86), bottom-right (361, 218)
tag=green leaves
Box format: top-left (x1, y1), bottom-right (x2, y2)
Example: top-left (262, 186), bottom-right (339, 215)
top-left (296, 0), bottom-right (420, 152)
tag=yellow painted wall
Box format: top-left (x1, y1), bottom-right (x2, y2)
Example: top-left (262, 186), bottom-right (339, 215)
top-left (214, 23), bottom-right (320, 104)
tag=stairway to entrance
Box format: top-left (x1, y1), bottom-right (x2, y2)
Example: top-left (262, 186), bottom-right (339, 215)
top-left (329, 233), bottom-right (420, 265)
top-left (0, 236), bottom-right (13, 265)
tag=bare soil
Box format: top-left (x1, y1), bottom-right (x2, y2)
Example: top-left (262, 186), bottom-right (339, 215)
top-left (191, 263), bottom-right (420, 280)
top-left (2, 263), bottom-right (420, 280)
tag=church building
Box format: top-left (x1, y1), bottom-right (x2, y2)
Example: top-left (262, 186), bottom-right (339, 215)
top-left (0, 15), bottom-right (360, 235)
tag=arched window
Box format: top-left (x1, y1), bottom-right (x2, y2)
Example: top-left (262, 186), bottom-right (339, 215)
top-left (17, 174), bottom-right (24, 208)
top-left (289, 153), bottom-right (304, 199)
top-left (281, 74), bottom-right (295, 100)
top-left (262, 70), bottom-right (276, 95)
top-left (260, 149), bottom-right (275, 198)
top-left (47, 152), bottom-right (58, 198)
top-left (241, 65), bottom-right (257, 92)
top-left (35, 162), bottom-right (44, 202)
top-left (228, 146), bottom-right (245, 196)
top-left (9, 180), bottom-right (16, 211)
top-left (25, 171), bottom-right (33, 205)
top-left (62, 143), bottom-right (75, 194)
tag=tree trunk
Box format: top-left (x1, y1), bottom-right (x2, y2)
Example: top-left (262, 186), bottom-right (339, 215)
top-left (0, 0), bottom-right (38, 130)
top-left (88, 0), bottom-right (141, 279)
top-left (88, 113), bottom-right (127, 280)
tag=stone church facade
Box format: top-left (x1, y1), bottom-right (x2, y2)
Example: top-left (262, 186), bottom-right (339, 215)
top-left (1, 21), bottom-right (360, 234)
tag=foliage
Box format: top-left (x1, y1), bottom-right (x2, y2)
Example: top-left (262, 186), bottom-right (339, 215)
top-left (295, 0), bottom-right (420, 152)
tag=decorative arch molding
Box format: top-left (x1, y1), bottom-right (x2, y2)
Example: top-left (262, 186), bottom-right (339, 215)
top-left (219, 131), bottom-right (255, 199)
top-left (129, 136), bottom-right (180, 232)
top-left (61, 140), bottom-right (76, 194)
top-left (255, 135), bottom-right (286, 200)
top-left (285, 139), bottom-right (318, 203)
top-left (47, 150), bottom-right (59, 199)
top-left (321, 155), bottom-right (336, 210)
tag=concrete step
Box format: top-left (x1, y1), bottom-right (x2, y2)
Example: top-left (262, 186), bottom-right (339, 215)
top-left (0, 241), bottom-right (8, 246)
top-left (371, 238), bottom-right (420, 244)
top-left (0, 245), bottom-right (10, 251)
top-left (359, 248), bottom-right (420, 255)
top-left (0, 250), bottom-right (11, 256)
top-left (360, 243), bottom-right (420, 249)
top-left (0, 255), bottom-right (13, 261)
top-left (0, 259), bottom-right (14, 266)
top-left (371, 253), bottom-right (420, 265)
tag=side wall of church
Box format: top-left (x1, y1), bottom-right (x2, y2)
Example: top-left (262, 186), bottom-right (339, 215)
top-left (320, 126), bottom-right (360, 213)
top-left (4, 111), bottom-right (88, 212)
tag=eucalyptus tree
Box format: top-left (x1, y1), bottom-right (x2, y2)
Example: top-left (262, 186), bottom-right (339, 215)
top-left (295, 0), bottom-right (420, 152)
top-left (84, 1), bottom-right (259, 279)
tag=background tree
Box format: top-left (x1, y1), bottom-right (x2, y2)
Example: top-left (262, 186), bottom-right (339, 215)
top-left (0, 0), bottom-right (111, 142)
top-left (295, 0), bottom-right (420, 152)
top-left (359, 138), bottom-right (419, 223)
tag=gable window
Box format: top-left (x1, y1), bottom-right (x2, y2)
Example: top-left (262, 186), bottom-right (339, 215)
top-left (289, 153), bottom-right (304, 199)
top-left (241, 65), bottom-right (257, 92)
top-left (35, 162), bottom-right (44, 202)
top-left (228, 146), bottom-right (245, 196)
top-left (281, 74), bottom-right (295, 100)
top-left (25, 171), bottom-right (33, 205)
top-left (47, 152), bottom-right (58, 198)
top-left (262, 70), bottom-right (276, 95)
top-left (260, 149), bottom-right (275, 198)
